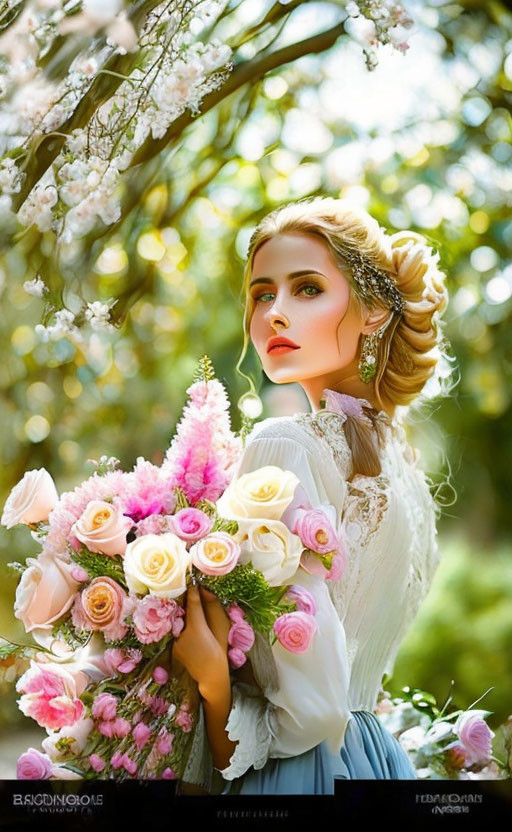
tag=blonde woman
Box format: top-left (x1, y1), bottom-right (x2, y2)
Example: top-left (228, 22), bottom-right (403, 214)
top-left (174, 196), bottom-right (451, 794)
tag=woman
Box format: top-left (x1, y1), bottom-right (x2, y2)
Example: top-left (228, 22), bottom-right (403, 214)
top-left (173, 196), bottom-right (450, 794)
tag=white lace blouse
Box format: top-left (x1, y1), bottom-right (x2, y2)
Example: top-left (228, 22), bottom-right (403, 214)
top-left (214, 408), bottom-right (441, 782)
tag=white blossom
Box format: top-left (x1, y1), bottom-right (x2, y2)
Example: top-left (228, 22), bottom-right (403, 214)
top-left (23, 277), bottom-right (48, 298)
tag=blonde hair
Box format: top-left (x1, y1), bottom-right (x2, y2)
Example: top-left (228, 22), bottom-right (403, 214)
top-left (236, 196), bottom-right (453, 478)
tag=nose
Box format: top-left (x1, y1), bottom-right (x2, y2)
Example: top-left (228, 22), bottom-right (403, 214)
top-left (263, 294), bottom-right (289, 330)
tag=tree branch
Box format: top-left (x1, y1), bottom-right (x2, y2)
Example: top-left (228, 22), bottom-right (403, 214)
top-left (130, 21), bottom-right (345, 167)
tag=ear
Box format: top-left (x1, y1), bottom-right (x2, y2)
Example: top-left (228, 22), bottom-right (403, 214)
top-left (361, 305), bottom-right (391, 336)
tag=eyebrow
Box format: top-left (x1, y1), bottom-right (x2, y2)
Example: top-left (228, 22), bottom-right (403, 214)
top-left (249, 270), bottom-right (326, 288)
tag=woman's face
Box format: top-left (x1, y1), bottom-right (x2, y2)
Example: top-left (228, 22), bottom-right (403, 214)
top-left (248, 232), bottom-right (367, 393)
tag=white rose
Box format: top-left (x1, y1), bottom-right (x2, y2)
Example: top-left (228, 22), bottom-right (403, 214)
top-left (71, 499), bottom-right (133, 557)
top-left (14, 551), bottom-right (79, 633)
top-left (1, 468), bottom-right (59, 529)
top-left (42, 717), bottom-right (94, 760)
top-left (217, 465), bottom-right (299, 522)
top-left (234, 518), bottom-right (304, 586)
top-left (123, 533), bottom-right (191, 599)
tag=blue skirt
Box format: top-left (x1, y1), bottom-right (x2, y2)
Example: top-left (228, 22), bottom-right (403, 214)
top-left (220, 710), bottom-right (416, 795)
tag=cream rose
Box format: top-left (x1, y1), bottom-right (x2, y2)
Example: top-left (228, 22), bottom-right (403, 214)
top-left (41, 717), bottom-right (94, 761)
top-left (14, 552), bottom-right (80, 634)
top-left (190, 532), bottom-right (241, 576)
top-left (71, 499), bottom-right (133, 557)
top-left (234, 518), bottom-right (304, 586)
top-left (1, 469), bottom-right (59, 529)
top-left (217, 465), bottom-right (300, 522)
top-left (123, 533), bottom-right (191, 599)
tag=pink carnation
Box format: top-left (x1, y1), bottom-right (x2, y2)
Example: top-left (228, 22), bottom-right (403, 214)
top-left (133, 595), bottom-right (184, 644)
top-left (103, 647), bottom-right (143, 674)
top-left (274, 611), bottom-right (318, 654)
top-left (227, 603), bottom-right (245, 622)
top-left (455, 711), bottom-right (495, 766)
top-left (112, 717), bottom-right (131, 738)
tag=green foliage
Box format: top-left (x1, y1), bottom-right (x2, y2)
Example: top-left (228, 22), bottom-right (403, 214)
top-left (69, 547), bottom-right (128, 589)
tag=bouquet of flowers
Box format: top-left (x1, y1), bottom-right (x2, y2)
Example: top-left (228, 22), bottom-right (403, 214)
top-left (1, 357), bottom-right (347, 781)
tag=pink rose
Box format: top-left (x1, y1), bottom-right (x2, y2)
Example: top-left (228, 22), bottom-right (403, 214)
top-left (133, 595), bottom-right (184, 644)
top-left (89, 754), bottom-right (106, 772)
top-left (132, 721), bottom-right (152, 750)
top-left (228, 619), bottom-right (255, 652)
top-left (18, 693), bottom-right (84, 731)
top-left (292, 507), bottom-right (338, 554)
top-left (71, 499), bottom-right (133, 557)
top-left (92, 692), bottom-right (118, 721)
top-left (168, 508), bottom-right (214, 542)
top-left (17, 747), bottom-right (53, 779)
top-left (72, 576), bottom-right (133, 641)
top-left (273, 611), bottom-right (318, 654)
top-left (285, 585), bottom-right (317, 616)
top-left (103, 646), bottom-right (143, 675)
top-left (1, 468), bottom-right (59, 529)
top-left (190, 532), bottom-right (241, 577)
top-left (455, 710), bottom-right (495, 766)
top-left (14, 552), bottom-right (80, 634)
top-left (228, 647), bottom-right (247, 668)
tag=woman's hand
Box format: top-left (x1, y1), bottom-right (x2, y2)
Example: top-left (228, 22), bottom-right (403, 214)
top-left (172, 583), bottom-right (232, 701)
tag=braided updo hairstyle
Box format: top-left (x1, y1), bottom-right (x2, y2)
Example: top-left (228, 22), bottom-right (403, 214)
top-left (237, 196), bottom-right (453, 478)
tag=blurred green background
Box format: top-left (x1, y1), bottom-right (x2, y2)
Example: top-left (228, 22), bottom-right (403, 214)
top-left (1, 0), bottom-right (511, 760)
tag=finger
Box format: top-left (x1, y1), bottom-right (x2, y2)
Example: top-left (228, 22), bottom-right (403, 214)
top-left (184, 583), bottom-right (208, 626)
top-left (199, 587), bottom-right (231, 651)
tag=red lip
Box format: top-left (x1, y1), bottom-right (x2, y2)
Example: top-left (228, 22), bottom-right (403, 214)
top-left (267, 336), bottom-right (300, 354)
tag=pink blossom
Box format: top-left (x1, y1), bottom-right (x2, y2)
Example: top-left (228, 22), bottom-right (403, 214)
top-left (228, 647), bottom-right (247, 668)
top-left (168, 508), bottom-right (213, 542)
top-left (161, 378), bottom-right (243, 504)
top-left (175, 707), bottom-right (194, 732)
top-left (150, 696), bottom-right (168, 717)
top-left (89, 753), bottom-right (106, 772)
top-left (293, 507), bottom-right (338, 553)
top-left (112, 717), bottom-right (131, 738)
top-left (98, 720), bottom-right (115, 738)
top-left (162, 767), bottom-right (176, 779)
top-left (153, 666), bottom-right (169, 685)
top-left (70, 565), bottom-right (89, 582)
top-left (133, 595), bottom-right (184, 644)
top-left (228, 619), bottom-right (255, 652)
top-left (122, 458), bottom-right (177, 523)
top-left (455, 710), bottom-right (495, 766)
top-left (132, 721), bottom-right (152, 750)
top-left (274, 611), bottom-right (318, 654)
top-left (227, 603), bottom-right (245, 623)
top-left (156, 728), bottom-right (174, 755)
top-left (71, 576), bottom-right (134, 642)
top-left (121, 752), bottom-right (137, 776)
top-left (285, 585), bottom-right (317, 616)
top-left (325, 552), bottom-right (345, 581)
top-left (17, 747), bottom-right (53, 779)
top-left (191, 532), bottom-right (240, 576)
top-left (103, 646), bottom-right (143, 674)
top-left (110, 750), bottom-right (124, 769)
top-left (92, 692), bottom-right (118, 721)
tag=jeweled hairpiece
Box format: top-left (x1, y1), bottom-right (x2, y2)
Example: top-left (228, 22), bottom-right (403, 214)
top-left (339, 246), bottom-right (405, 315)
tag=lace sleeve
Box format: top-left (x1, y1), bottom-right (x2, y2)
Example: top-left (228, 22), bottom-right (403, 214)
top-left (214, 424), bottom-right (351, 781)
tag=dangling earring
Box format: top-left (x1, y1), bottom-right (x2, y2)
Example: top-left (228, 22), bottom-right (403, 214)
top-left (358, 314), bottom-right (394, 383)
